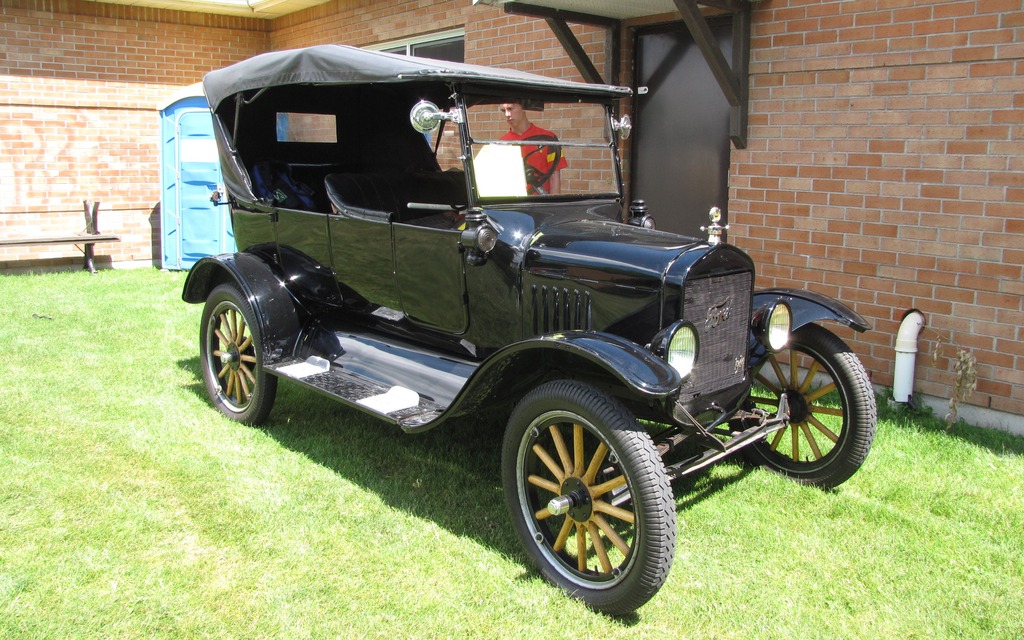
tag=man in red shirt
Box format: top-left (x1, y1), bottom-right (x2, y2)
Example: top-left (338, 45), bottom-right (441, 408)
top-left (499, 102), bottom-right (568, 194)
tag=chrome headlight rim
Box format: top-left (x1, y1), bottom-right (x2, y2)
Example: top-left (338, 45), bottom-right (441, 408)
top-left (757, 301), bottom-right (791, 352)
top-left (652, 320), bottom-right (699, 380)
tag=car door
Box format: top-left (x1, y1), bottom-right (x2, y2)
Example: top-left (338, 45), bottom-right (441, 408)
top-left (329, 209), bottom-right (402, 310)
top-left (392, 221), bottom-right (469, 334)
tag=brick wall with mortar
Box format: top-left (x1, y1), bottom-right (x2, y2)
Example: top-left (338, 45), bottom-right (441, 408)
top-left (728, 0), bottom-right (1023, 419)
top-left (0, 0), bottom-right (269, 271)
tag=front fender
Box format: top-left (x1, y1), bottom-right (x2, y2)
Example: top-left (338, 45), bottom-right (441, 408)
top-left (182, 253), bottom-right (302, 362)
top-left (510, 331), bottom-right (683, 398)
top-left (754, 287), bottom-right (870, 333)
top-left (420, 331), bottom-right (681, 432)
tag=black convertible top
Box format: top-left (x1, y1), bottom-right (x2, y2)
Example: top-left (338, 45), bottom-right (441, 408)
top-left (203, 45), bottom-right (631, 209)
top-left (203, 44), bottom-right (630, 111)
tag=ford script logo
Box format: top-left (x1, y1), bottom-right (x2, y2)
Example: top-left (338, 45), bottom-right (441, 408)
top-left (705, 297), bottom-right (732, 330)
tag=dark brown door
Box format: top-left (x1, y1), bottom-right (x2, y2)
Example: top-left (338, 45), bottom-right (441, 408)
top-left (632, 19), bottom-right (733, 237)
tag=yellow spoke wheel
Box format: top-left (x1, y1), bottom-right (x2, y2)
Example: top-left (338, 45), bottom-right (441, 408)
top-left (744, 324), bottom-right (876, 489)
top-left (200, 284), bottom-right (277, 424)
top-left (502, 380), bottom-right (675, 615)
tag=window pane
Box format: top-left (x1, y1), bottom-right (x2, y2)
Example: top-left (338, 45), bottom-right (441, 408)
top-left (275, 113), bottom-right (337, 143)
top-left (411, 38), bottom-right (464, 63)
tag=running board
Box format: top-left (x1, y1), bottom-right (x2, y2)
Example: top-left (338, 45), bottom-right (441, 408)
top-left (265, 355), bottom-right (447, 429)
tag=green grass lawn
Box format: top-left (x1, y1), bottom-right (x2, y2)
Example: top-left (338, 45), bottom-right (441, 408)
top-left (1, 269), bottom-right (1021, 639)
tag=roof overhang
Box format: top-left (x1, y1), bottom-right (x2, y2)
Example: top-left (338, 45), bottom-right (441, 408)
top-left (474, 0), bottom-right (680, 22)
top-left (473, 0), bottom-right (751, 22)
top-left (474, 0), bottom-right (752, 148)
top-left (83, 0), bottom-right (332, 19)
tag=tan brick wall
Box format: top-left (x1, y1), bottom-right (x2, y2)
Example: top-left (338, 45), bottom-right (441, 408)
top-left (0, 0), bottom-right (268, 271)
top-left (731, 0), bottom-right (1023, 416)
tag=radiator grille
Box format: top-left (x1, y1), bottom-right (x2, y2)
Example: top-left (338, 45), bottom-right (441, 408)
top-left (531, 285), bottom-right (593, 334)
top-left (680, 272), bottom-right (753, 396)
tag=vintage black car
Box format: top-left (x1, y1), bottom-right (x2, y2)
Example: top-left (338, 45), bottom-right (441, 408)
top-left (183, 45), bottom-right (876, 614)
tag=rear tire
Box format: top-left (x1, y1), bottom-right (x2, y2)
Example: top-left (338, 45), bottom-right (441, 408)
top-left (199, 284), bottom-right (277, 425)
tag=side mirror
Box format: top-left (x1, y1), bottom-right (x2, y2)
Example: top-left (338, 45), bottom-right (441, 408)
top-left (410, 100), bottom-right (463, 133)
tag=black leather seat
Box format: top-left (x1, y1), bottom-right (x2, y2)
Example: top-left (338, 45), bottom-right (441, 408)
top-left (324, 171), bottom-right (466, 223)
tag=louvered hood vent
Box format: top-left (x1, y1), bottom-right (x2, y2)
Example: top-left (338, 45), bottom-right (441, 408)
top-left (531, 285), bottom-right (593, 334)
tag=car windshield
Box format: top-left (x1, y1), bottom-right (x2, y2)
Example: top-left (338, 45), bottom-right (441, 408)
top-left (433, 97), bottom-right (621, 202)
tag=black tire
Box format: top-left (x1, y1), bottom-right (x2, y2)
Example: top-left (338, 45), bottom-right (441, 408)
top-left (199, 283), bottom-right (277, 425)
top-left (744, 324), bottom-right (876, 489)
top-left (502, 380), bottom-right (676, 615)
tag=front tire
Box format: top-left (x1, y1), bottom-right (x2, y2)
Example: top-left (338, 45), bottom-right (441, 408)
top-left (200, 284), bottom-right (277, 425)
top-left (744, 324), bottom-right (876, 489)
top-left (502, 380), bottom-right (675, 615)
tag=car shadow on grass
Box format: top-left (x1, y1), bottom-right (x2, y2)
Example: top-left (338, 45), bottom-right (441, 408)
top-left (176, 356), bottom-right (520, 554)
top-left (178, 355), bottom-right (756, 537)
top-left (176, 355), bottom-right (760, 619)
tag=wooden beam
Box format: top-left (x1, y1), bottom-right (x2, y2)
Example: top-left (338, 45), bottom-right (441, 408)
top-left (544, 17), bottom-right (607, 85)
top-left (500, 2), bottom-right (620, 85)
top-left (673, 0), bottom-right (750, 148)
top-left (673, 0), bottom-right (740, 105)
top-left (502, 2), bottom-right (620, 28)
top-left (697, 0), bottom-right (746, 11)
top-left (730, 4), bottom-right (750, 148)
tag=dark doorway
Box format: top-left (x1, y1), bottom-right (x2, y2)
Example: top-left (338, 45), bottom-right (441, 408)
top-left (632, 20), bottom-right (733, 237)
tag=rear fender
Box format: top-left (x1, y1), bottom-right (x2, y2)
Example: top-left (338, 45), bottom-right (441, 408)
top-left (182, 253), bottom-right (302, 362)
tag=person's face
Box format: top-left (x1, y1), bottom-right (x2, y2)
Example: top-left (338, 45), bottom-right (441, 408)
top-left (499, 103), bottom-right (528, 130)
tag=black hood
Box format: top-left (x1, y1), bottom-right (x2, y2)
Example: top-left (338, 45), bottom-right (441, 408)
top-left (525, 217), bottom-right (708, 290)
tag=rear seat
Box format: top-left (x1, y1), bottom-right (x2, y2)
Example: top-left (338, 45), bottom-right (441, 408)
top-left (290, 164), bottom-right (349, 212)
top-left (324, 171), bottom-right (467, 224)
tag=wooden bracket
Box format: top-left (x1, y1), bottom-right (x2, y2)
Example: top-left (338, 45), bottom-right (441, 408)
top-left (673, 0), bottom-right (750, 148)
top-left (493, 0), bottom-right (751, 147)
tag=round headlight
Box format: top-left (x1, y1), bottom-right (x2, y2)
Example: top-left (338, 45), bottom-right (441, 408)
top-left (667, 324), bottom-right (699, 378)
top-left (766, 303), bottom-right (791, 351)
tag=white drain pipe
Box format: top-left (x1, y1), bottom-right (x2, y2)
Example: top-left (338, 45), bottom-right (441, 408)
top-left (893, 309), bottom-right (926, 403)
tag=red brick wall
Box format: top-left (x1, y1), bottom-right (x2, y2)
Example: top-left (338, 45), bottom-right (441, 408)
top-left (0, 0), bottom-right (268, 271)
top-left (732, 0), bottom-right (1023, 416)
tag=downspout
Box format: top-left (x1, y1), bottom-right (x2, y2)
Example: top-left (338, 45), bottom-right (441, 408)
top-left (893, 309), bottom-right (926, 404)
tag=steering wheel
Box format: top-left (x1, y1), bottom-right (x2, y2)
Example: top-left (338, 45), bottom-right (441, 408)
top-left (521, 134), bottom-right (562, 194)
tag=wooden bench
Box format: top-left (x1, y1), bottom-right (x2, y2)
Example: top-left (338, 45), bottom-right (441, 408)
top-left (0, 201), bottom-right (120, 273)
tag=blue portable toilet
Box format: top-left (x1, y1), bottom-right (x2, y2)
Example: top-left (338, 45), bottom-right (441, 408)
top-left (159, 84), bottom-right (234, 270)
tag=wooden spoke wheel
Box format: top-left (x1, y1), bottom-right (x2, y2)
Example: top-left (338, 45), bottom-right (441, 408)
top-left (744, 324), bottom-right (876, 489)
top-left (502, 380), bottom-right (675, 615)
top-left (200, 284), bottom-right (277, 425)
